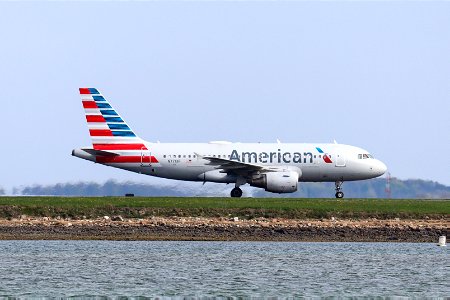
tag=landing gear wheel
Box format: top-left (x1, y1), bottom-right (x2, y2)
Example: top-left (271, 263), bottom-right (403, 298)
top-left (335, 181), bottom-right (344, 199)
top-left (230, 187), bottom-right (243, 198)
top-left (335, 191), bottom-right (344, 199)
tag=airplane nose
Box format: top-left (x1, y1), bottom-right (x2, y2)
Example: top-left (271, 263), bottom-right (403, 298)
top-left (373, 160), bottom-right (387, 176)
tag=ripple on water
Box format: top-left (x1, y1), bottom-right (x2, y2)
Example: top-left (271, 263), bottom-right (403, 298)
top-left (0, 241), bottom-right (448, 298)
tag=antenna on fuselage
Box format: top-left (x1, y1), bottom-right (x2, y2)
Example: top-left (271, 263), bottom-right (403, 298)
top-left (333, 139), bottom-right (338, 144)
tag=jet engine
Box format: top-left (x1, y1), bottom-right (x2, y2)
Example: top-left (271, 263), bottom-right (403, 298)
top-left (249, 171), bottom-right (299, 193)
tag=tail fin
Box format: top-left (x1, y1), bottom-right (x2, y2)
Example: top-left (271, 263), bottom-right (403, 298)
top-left (79, 88), bottom-right (146, 151)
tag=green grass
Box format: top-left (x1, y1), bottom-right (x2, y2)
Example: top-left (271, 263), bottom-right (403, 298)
top-left (0, 197), bottom-right (448, 219)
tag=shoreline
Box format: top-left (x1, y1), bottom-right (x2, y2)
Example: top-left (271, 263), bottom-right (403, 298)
top-left (0, 216), bottom-right (447, 242)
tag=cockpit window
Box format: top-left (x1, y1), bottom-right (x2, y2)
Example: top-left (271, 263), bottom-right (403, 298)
top-left (359, 153), bottom-right (374, 159)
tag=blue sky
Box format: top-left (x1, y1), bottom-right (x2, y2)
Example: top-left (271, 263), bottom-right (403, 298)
top-left (0, 1), bottom-right (449, 191)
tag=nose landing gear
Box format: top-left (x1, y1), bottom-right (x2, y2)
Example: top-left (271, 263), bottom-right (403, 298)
top-left (335, 181), bottom-right (344, 198)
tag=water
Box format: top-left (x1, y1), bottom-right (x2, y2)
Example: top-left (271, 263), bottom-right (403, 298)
top-left (0, 241), bottom-right (448, 298)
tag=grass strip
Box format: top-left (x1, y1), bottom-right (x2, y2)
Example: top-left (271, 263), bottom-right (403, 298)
top-left (0, 197), bottom-right (448, 219)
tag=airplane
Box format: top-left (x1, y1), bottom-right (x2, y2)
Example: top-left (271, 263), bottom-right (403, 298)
top-left (72, 88), bottom-right (387, 198)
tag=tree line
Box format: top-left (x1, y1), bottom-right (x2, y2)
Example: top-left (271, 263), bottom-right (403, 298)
top-left (7, 178), bottom-right (450, 199)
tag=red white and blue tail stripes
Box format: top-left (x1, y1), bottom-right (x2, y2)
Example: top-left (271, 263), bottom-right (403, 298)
top-left (79, 88), bottom-right (158, 163)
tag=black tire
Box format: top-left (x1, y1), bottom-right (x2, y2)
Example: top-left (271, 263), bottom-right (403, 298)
top-left (230, 187), bottom-right (243, 198)
top-left (335, 191), bottom-right (344, 199)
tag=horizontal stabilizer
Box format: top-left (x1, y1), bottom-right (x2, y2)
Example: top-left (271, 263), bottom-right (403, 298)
top-left (81, 148), bottom-right (119, 157)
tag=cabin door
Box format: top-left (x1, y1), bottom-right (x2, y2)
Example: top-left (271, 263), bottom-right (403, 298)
top-left (335, 153), bottom-right (346, 167)
top-left (140, 148), bottom-right (152, 167)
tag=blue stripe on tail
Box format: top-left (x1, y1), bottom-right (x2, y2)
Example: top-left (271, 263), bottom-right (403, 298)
top-left (101, 110), bottom-right (118, 116)
top-left (108, 124), bottom-right (130, 130)
top-left (104, 117), bottom-right (123, 123)
top-left (112, 131), bottom-right (136, 137)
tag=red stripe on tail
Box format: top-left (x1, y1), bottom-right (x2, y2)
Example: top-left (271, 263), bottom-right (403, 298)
top-left (79, 88), bottom-right (91, 94)
top-left (89, 129), bottom-right (113, 136)
top-left (86, 115), bottom-right (106, 122)
top-left (82, 101), bottom-right (98, 109)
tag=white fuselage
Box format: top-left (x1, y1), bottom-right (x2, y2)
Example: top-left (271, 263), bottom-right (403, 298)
top-left (74, 141), bottom-right (387, 183)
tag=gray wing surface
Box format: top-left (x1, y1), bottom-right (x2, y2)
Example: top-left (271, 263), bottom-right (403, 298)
top-left (200, 155), bottom-right (281, 174)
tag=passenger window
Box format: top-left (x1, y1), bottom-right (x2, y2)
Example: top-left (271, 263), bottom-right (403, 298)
top-left (188, 155), bottom-right (191, 158)
top-left (163, 155), bottom-right (166, 158)
top-left (178, 155), bottom-right (181, 158)
top-left (183, 155), bottom-right (186, 158)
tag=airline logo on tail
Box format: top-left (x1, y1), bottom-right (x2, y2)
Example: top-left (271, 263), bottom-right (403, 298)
top-left (79, 88), bottom-right (158, 163)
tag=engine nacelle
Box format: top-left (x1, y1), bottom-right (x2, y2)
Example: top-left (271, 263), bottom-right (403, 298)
top-left (249, 171), bottom-right (299, 193)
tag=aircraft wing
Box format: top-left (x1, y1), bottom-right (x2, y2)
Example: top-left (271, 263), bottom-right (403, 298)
top-left (199, 155), bottom-right (281, 174)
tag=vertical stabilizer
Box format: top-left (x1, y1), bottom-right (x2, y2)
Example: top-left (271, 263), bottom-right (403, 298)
top-left (79, 88), bottom-right (146, 151)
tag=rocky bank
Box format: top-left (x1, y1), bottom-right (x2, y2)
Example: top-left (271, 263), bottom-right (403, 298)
top-left (0, 216), bottom-right (447, 242)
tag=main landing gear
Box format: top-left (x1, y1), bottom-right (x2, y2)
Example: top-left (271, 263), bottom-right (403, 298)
top-left (230, 187), bottom-right (243, 198)
top-left (335, 181), bottom-right (344, 199)
top-left (230, 176), bottom-right (245, 198)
